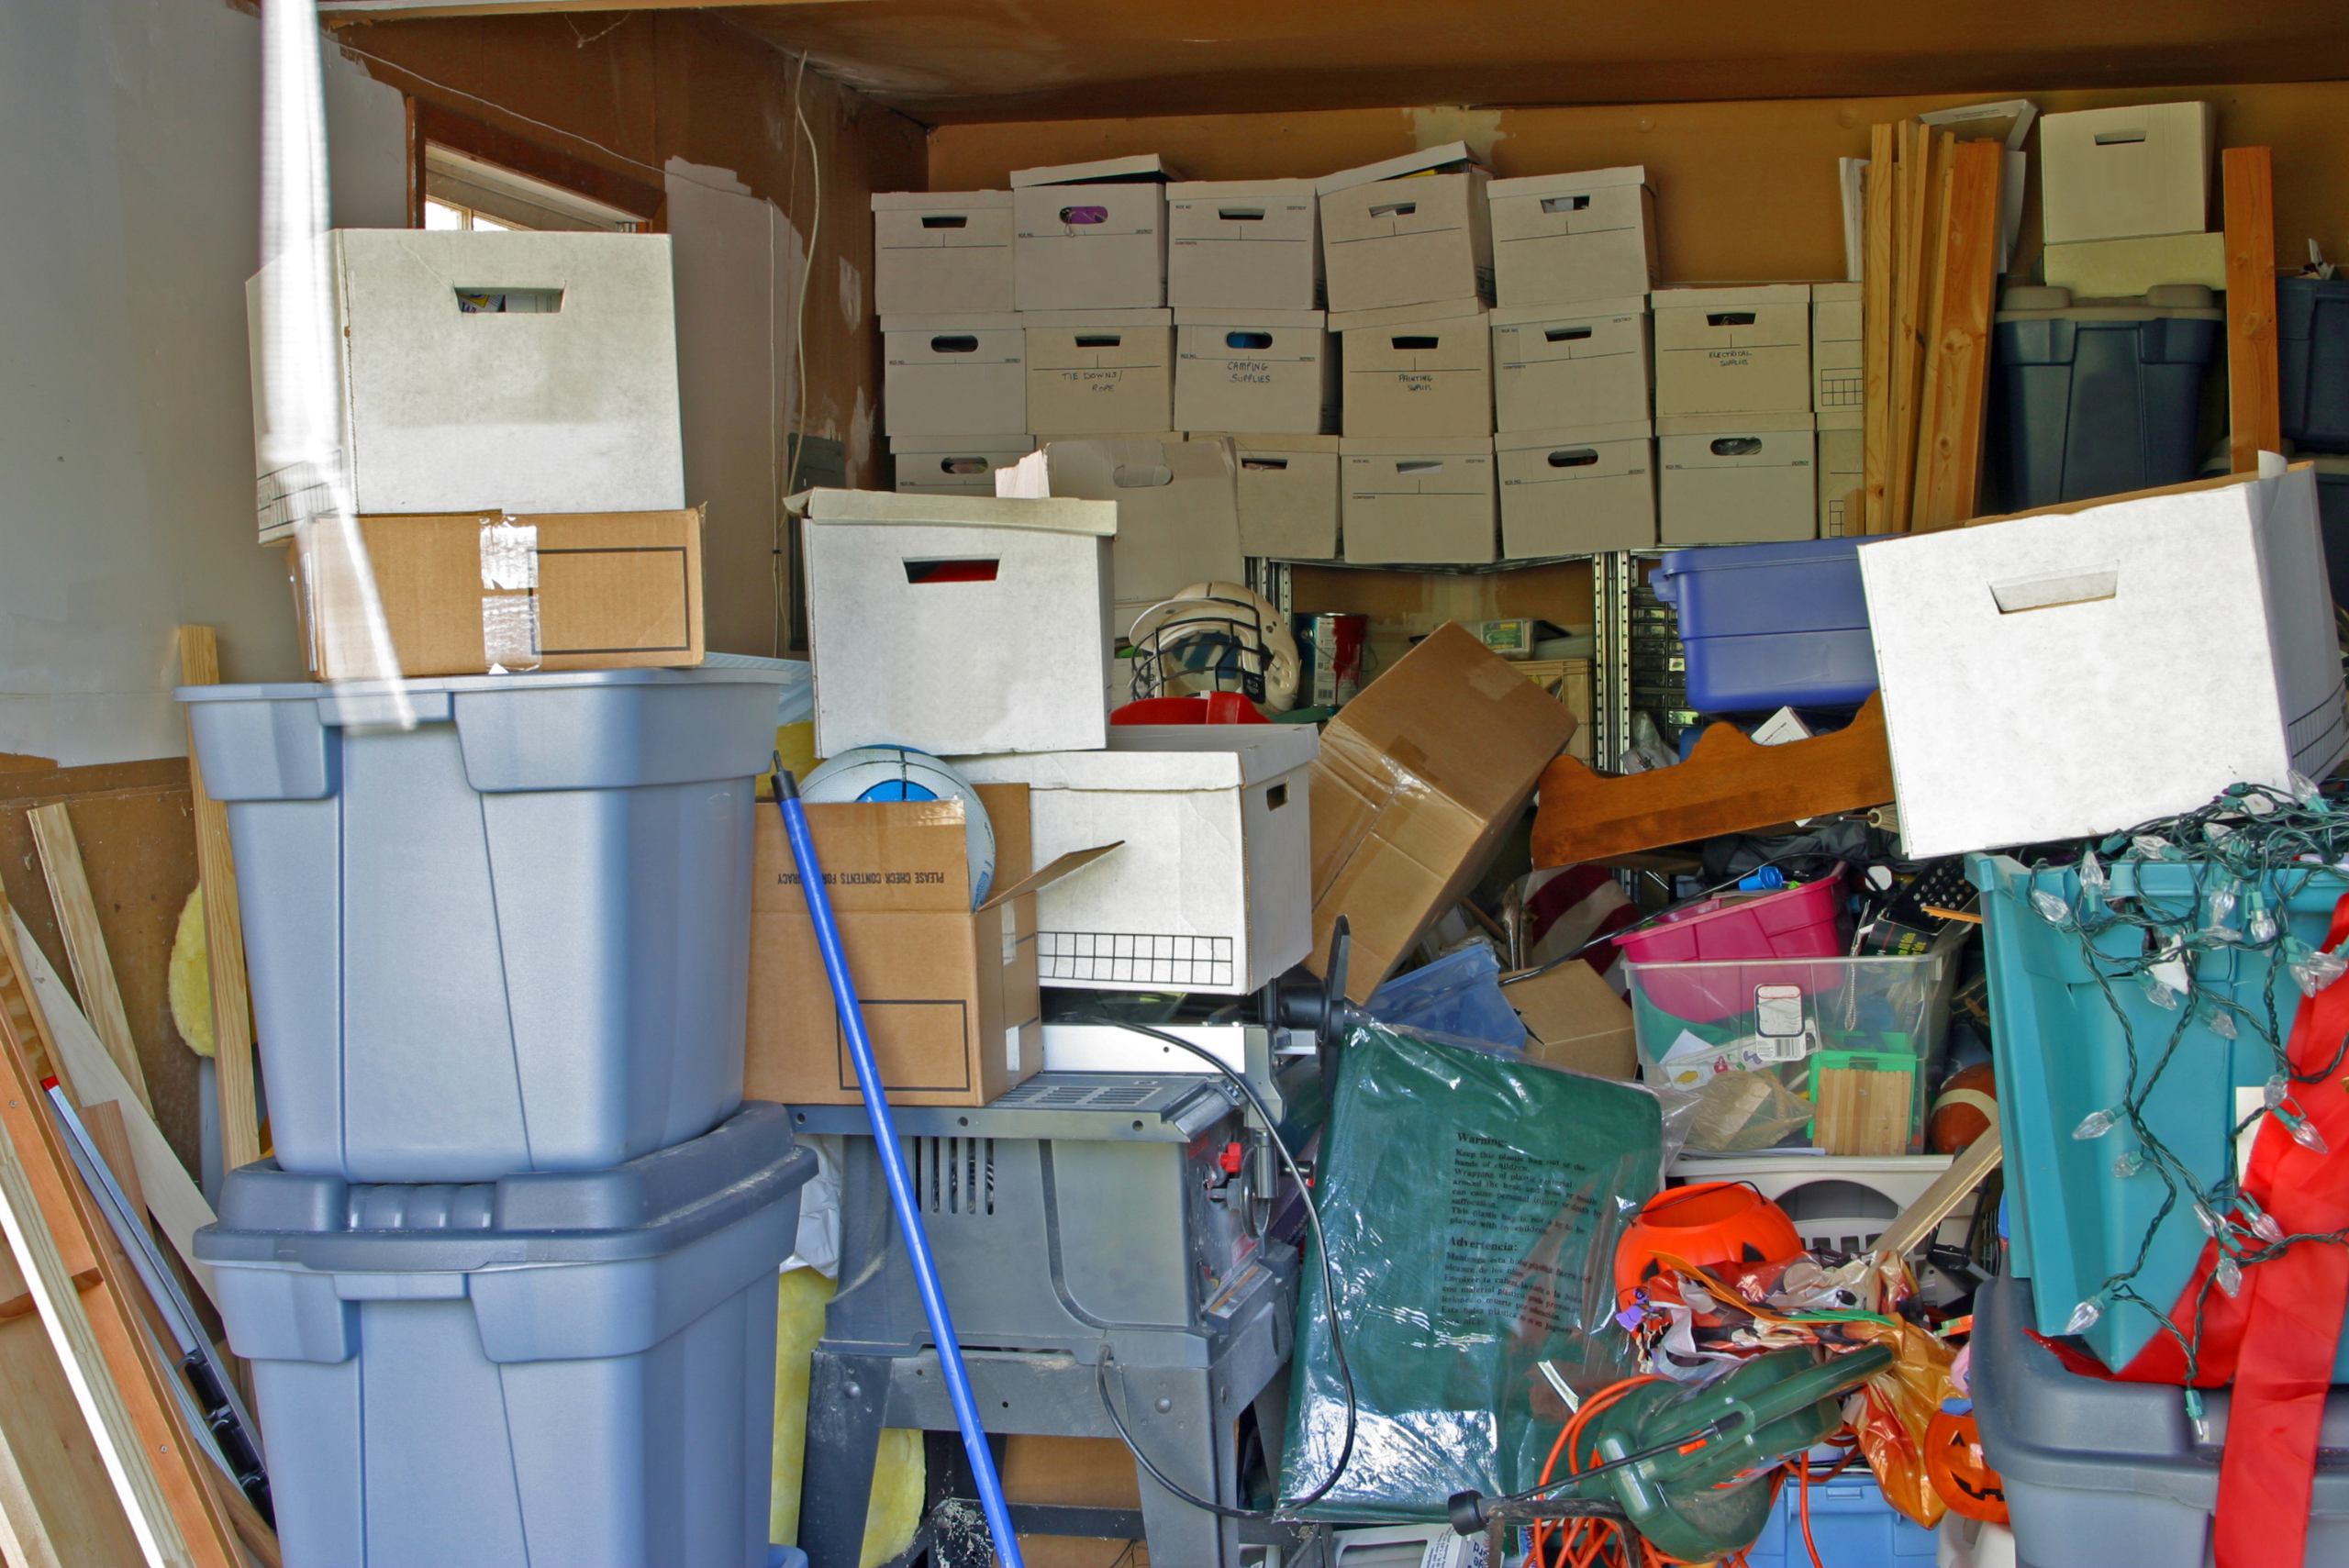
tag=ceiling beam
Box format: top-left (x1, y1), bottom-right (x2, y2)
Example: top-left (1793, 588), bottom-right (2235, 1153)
top-left (321, 1), bottom-right (857, 17)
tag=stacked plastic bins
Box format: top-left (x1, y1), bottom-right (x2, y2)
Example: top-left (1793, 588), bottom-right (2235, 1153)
top-left (1650, 539), bottom-right (1881, 718)
top-left (181, 670), bottom-right (814, 1567)
top-left (2279, 277), bottom-right (2349, 610)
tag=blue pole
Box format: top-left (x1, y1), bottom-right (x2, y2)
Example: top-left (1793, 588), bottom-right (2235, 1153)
top-left (775, 771), bottom-right (1025, 1568)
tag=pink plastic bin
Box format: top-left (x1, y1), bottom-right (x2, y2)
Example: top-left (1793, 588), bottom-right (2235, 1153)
top-left (1611, 868), bottom-right (1847, 1022)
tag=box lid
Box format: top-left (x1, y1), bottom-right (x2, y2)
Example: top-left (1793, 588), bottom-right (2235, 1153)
top-left (1657, 537), bottom-right (1870, 581)
top-left (871, 190), bottom-right (1011, 211)
top-left (1496, 419), bottom-right (1653, 450)
top-left (1012, 154), bottom-right (1184, 187)
top-left (1328, 297), bottom-right (1489, 331)
top-left (887, 434), bottom-right (1037, 455)
top-left (1341, 436), bottom-right (1496, 456)
top-left (1193, 431), bottom-right (1345, 454)
top-left (1812, 282), bottom-right (1863, 305)
top-left (1656, 412), bottom-right (1815, 436)
top-left (1168, 179), bottom-right (1318, 197)
top-left (1489, 297), bottom-right (1648, 327)
top-left (954, 723), bottom-right (1319, 791)
top-left (1020, 307), bottom-right (1174, 328)
top-left (1651, 284), bottom-right (1814, 309)
top-left (1316, 140), bottom-right (1486, 195)
top-left (195, 1103), bottom-right (810, 1272)
top-left (1173, 307), bottom-right (1328, 328)
top-left (791, 487), bottom-right (1118, 537)
top-left (1486, 165), bottom-right (1650, 200)
top-left (880, 311), bottom-right (1023, 332)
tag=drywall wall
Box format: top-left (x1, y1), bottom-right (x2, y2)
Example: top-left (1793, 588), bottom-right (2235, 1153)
top-left (0, 0), bottom-right (405, 765)
top-left (335, 10), bottom-right (927, 656)
top-left (931, 82), bottom-right (2349, 286)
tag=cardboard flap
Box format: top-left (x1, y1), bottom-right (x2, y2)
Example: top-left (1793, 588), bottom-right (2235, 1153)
top-left (978, 841), bottom-right (1124, 912)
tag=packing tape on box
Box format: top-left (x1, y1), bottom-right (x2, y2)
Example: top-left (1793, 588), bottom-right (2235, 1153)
top-left (478, 515), bottom-right (543, 671)
top-left (479, 516), bottom-right (540, 590)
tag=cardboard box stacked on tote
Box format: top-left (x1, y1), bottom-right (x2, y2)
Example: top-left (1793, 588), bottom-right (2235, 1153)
top-left (250, 228), bottom-right (707, 676)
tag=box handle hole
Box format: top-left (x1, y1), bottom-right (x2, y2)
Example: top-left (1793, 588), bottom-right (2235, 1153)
top-left (929, 335), bottom-right (980, 353)
top-left (904, 559), bottom-right (1001, 584)
top-left (1074, 334), bottom-right (1122, 348)
top-left (1539, 194), bottom-right (1594, 213)
top-left (919, 214), bottom-right (970, 228)
top-left (1241, 457), bottom-right (1291, 472)
top-left (1225, 331), bottom-right (1275, 350)
top-left (1059, 206), bottom-right (1109, 225)
top-left (1544, 326), bottom-right (1595, 342)
top-left (1391, 335), bottom-right (1441, 350)
top-left (1396, 460), bottom-right (1444, 474)
top-left (1218, 206), bottom-right (1266, 221)
top-left (1710, 438), bottom-right (1763, 457)
top-left (1547, 448), bottom-right (1600, 468)
top-left (2094, 128), bottom-right (2149, 146)
top-left (455, 288), bottom-right (562, 314)
top-left (1368, 201), bottom-right (1418, 218)
top-left (1706, 311), bottom-right (1756, 327)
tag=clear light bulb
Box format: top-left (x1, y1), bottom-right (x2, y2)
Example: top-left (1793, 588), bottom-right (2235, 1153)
top-left (2031, 889), bottom-right (2070, 926)
top-left (2267, 1074), bottom-right (2291, 1110)
top-left (2111, 1150), bottom-right (2144, 1179)
top-left (2206, 820), bottom-right (2236, 842)
top-left (2240, 1197), bottom-right (2286, 1246)
top-left (2289, 768), bottom-right (2325, 807)
top-left (2217, 1254), bottom-right (2243, 1297)
top-left (2074, 1108), bottom-right (2121, 1140)
top-left (2140, 970), bottom-right (2183, 1009)
top-left (2133, 834), bottom-right (2174, 858)
top-left (2208, 884), bottom-right (2241, 926)
top-left (2250, 905), bottom-right (2281, 944)
top-left (2292, 947), bottom-right (2349, 997)
top-left (2205, 1004), bottom-right (2239, 1040)
top-left (2194, 1201), bottom-right (2221, 1237)
top-left (2288, 1114), bottom-right (2333, 1156)
top-left (2080, 849), bottom-right (2109, 892)
top-left (2065, 1298), bottom-right (2104, 1335)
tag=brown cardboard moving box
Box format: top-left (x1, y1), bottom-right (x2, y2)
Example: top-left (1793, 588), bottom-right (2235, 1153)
top-left (748, 783), bottom-right (1115, 1106)
top-left (1505, 960), bottom-right (1637, 1080)
top-left (295, 508), bottom-right (703, 679)
top-left (1307, 622), bottom-right (1576, 1000)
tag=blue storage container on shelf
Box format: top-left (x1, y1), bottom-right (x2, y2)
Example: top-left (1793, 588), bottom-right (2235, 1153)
top-left (1987, 284), bottom-right (2223, 511)
top-left (1966, 851), bottom-right (2349, 1377)
top-left (1742, 1466), bottom-right (1938, 1568)
top-left (2316, 455), bottom-right (2349, 610)
top-left (2280, 275), bottom-right (2349, 453)
top-left (1649, 539), bottom-right (1880, 714)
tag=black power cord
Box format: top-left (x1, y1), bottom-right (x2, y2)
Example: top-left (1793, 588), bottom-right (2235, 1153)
top-left (1074, 1016), bottom-right (1358, 1519)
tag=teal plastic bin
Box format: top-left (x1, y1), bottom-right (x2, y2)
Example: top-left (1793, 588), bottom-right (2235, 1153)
top-left (1968, 853), bottom-right (2349, 1376)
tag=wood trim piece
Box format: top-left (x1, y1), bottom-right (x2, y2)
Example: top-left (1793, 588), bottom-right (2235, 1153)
top-left (26, 807), bottom-right (152, 1118)
top-left (1911, 139), bottom-right (2005, 531)
top-left (2225, 146), bottom-right (2283, 473)
top-left (176, 630), bottom-right (260, 1177)
top-left (1860, 122), bottom-right (1896, 535)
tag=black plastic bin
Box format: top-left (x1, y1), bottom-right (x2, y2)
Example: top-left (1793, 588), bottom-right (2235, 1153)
top-left (2282, 276), bottom-right (2349, 453)
top-left (1988, 284), bottom-right (2222, 510)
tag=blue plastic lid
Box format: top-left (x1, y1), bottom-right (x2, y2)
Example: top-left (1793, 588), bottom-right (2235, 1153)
top-left (1654, 537), bottom-right (1874, 594)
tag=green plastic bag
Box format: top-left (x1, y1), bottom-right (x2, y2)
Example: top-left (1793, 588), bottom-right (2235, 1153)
top-left (1278, 1025), bottom-right (1664, 1521)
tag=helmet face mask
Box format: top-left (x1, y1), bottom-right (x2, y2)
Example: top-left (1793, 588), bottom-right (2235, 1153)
top-left (1127, 582), bottom-right (1302, 713)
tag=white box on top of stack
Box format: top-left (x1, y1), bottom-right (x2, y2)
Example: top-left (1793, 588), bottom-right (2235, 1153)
top-left (796, 488), bottom-right (1115, 758)
top-left (1011, 154), bottom-right (1180, 310)
top-left (871, 191), bottom-right (1015, 315)
top-left (2038, 102), bottom-right (2216, 246)
top-left (1496, 420), bottom-right (1654, 556)
top-left (1651, 284), bottom-right (1813, 417)
top-left (246, 228), bottom-right (684, 539)
top-left (881, 313), bottom-right (1027, 437)
top-left (1173, 310), bottom-right (1336, 434)
top-left (890, 436), bottom-right (1036, 496)
top-left (1859, 462), bottom-right (2349, 859)
top-left (1341, 437), bottom-right (1497, 564)
top-left (1317, 141), bottom-right (1493, 313)
top-left (1656, 413), bottom-right (1815, 544)
top-left (1024, 310), bottom-right (1174, 437)
top-left (950, 724), bottom-right (1319, 995)
top-left (1333, 298), bottom-right (1493, 438)
top-left (1486, 166), bottom-right (1659, 307)
top-left (1166, 180), bottom-right (1322, 308)
top-left (1491, 296), bottom-right (1652, 432)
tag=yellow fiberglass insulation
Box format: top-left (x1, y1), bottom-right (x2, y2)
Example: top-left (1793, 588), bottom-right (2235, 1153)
top-left (168, 888), bottom-right (212, 1058)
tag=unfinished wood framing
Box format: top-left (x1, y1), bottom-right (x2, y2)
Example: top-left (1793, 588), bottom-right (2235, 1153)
top-left (2225, 146), bottom-right (2284, 472)
top-left (1860, 122), bottom-right (1897, 534)
top-left (0, 1244), bottom-right (143, 1568)
top-left (175, 630), bottom-right (260, 1175)
top-left (26, 806), bottom-right (152, 1118)
top-left (1911, 138), bottom-right (2005, 530)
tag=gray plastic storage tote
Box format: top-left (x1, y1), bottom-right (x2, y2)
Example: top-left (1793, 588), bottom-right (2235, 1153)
top-left (180, 668), bottom-right (783, 1182)
top-left (196, 1101), bottom-right (812, 1568)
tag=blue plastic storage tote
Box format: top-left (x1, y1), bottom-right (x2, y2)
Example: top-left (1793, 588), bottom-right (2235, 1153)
top-left (1650, 539), bottom-right (1879, 713)
top-left (180, 668), bottom-right (785, 1184)
top-left (2319, 458), bottom-right (2349, 610)
top-left (1967, 853), bottom-right (2349, 1377)
top-left (1742, 1467), bottom-right (1937, 1568)
top-left (1988, 285), bottom-right (2223, 511)
top-left (2280, 275), bottom-right (2349, 453)
top-left (196, 1102), bottom-right (813, 1568)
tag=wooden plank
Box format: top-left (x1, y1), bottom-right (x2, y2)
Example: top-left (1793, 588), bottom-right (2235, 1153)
top-left (1886, 122), bottom-right (1935, 534)
top-left (0, 757), bottom-right (55, 774)
top-left (1911, 139), bottom-right (2006, 531)
top-left (0, 1246), bottom-right (144, 1568)
top-left (27, 806), bottom-right (154, 1117)
top-left (2225, 146), bottom-right (2283, 473)
top-left (1860, 122), bottom-right (1897, 535)
top-left (0, 898), bottom-right (247, 1568)
top-left (1815, 1064), bottom-right (1914, 1156)
top-left (77, 1104), bottom-right (147, 1245)
top-left (177, 629), bottom-right (261, 1176)
top-left (1872, 1123), bottom-right (2002, 1263)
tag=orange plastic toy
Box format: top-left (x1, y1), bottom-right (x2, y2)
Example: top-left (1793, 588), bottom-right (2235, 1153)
top-left (1614, 1182), bottom-right (1805, 1311)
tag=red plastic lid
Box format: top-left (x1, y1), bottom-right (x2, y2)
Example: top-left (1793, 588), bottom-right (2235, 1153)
top-left (1110, 694), bottom-right (1269, 726)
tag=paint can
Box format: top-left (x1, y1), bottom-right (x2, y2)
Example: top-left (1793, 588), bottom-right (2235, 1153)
top-left (1297, 612), bottom-right (1370, 708)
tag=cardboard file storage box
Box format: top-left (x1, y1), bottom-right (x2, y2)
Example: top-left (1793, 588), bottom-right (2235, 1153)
top-left (1812, 282), bottom-right (1863, 414)
top-left (952, 724), bottom-right (1319, 995)
top-left (749, 784), bottom-right (1066, 1106)
top-left (1173, 309), bottom-right (1335, 435)
top-left (1317, 142), bottom-right (1493, 314)
top-left (1341, 437), bottom-right (1497, 563)
top-left (1033, 436), bottom-right (1243, 608)
top-left (1025, 310), bottom-right (1174, 437)
top-left (1197, 433), bottom-right (1342, 560)
top-left (2043, 232), bottom-right (2229, 298)
top-left (1652, 284), bottom-right (1814, 417)
top-left (1166, 180), bottom-right (1322, 310)
top-left (2038, 102), bottom-right (2216, 246)
top-left (890, 435), bottom-right (1036, 497)
top-left (1308, 622), bottom-right (1577, 998)
top-left (871, 190), bottom-right (1015, 316)
top-left (1491, 297), bottom-right (1653, 432)
top-left (1496, 421), bottom-right (1655, 557)
top-left (1859, 464), bottom-right (2349, 859)
top-left (796, 489), bottom-right (1115, 758)
top-left (296, 508), bottom-right (703, 679)
top-left (1486, 166), bottom-right (1659, 308)
top-left (246, 228), bottom-right (684, 540)
top-left (1657, 413), bottom-right (1816, 544)
top-left (1816, 408), bottom-right (1862, 537)
top-left (1011, 154), bottom-right (1179, 311)
top-left (882, 313), bottom-right (1027, 437)
top-left (1334, 298), bottom-right (1493, 439)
